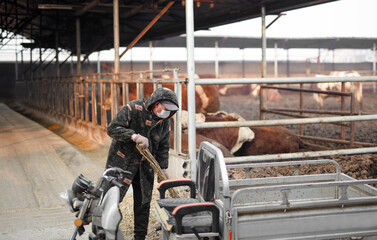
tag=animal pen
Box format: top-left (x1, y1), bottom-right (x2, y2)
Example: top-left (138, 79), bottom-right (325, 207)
top-left (15, 70), bottom-right (377, 178)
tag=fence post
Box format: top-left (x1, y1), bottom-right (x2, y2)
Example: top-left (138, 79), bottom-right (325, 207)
top-left (140, 73), bottom-right (144, 99)
top-left (299, 83), bottom-right (304, 135)
top-left (173, 69), bottom-right (182, 153)
top-left (74, 78), bottom-right (78, 119)
top-left (92, 75), bottom-right (98, 125)
top-left (350, 93), bottom-right (355, 147)
top-left (80, 75), bottom-right (85, 121)
top-left (100, 81), bottom-right (107, 128)
top-left (85, 75), bottom-right (89, 122)
top-left (341, 82), bottom-right (345, 140)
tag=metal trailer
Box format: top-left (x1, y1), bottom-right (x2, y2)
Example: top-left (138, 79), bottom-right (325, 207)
top-left (155, 141), bottom-right (377, 240)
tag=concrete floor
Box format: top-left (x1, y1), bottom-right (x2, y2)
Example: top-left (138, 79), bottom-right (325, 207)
top-left (0, 103), bottom-right (103, 240)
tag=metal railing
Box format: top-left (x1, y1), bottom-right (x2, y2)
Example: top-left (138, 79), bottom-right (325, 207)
top-left (190, 76), bottom-right (377, 165)
top-left (17, 68), bottom-right (185, 152)
top-left (16, 72), bottom-right (377, 168)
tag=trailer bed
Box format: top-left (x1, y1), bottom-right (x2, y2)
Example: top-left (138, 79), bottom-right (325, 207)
top-left (201, 142), bottom-right (377, 240)
top-left (156, 142), bottom-right (377, 240)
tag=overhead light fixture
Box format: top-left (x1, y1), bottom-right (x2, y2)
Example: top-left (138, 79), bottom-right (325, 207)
top-left (38, 4), bottom-right (75, 10)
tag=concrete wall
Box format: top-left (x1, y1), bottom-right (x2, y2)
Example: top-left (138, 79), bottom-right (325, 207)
top-left (0, 62), bottom-right (16, 99)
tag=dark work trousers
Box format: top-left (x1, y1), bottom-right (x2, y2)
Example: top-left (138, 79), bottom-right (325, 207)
top-left (132, 168), bottom-right (151, 240)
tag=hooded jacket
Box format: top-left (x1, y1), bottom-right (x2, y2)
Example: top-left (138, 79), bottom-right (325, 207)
top-left (106, 87), bottom-right (179, 204)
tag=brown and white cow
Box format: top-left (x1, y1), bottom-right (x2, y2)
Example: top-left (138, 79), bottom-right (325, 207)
top-left (179, 111), bottom-right (255, 155)
top-left (197, 111), bottom-right (255, 154)
top-left (234, 126), bottom-right (304, 156)
top-left (197, 112), bottom-right (303, 156)
top-left (250, 85), bottom-right (282, 102)
top-left (218, 84), bottom-right (253, 96)
top-left (169, 131), bottom-right (233, 158)
top-left (169, 116), bottom-right (233, 157)
top-left (313, 71), bottom-right (363, 111)
top-left (218, 84), bottom-right (282, 102)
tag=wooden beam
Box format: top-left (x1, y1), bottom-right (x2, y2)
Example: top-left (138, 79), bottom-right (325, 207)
top-left (76, 0), bottom-right (100, 16)
top-left (119, 1), bottom-right (175, 59)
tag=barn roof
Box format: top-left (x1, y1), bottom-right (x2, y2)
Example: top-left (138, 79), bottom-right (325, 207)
top-left (1, 0), bottom-right (338, 55)
top-left (135, 36), bottom-right (377, 49)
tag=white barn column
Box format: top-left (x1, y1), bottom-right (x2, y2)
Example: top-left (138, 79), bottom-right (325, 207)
top-left (215, 41), bottom-right (219, 78)
top-left (373, 43), bottom-right (376, 93)
top-left (186, 0), bottom-right (197, 181)
top-left (274, 42), bottom-right (278, 78)
top-left (97, 52), bottom-right (101, 73)
top-left (260, 4), bottom-right (267, 120)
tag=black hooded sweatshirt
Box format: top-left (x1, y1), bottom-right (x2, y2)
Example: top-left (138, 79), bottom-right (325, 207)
top-left (106, 87), bottom-right (179, 204)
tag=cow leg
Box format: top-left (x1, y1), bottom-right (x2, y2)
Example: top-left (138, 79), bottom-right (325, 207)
top-left (313, 93), bottom-right (324, 110)
top-left (359, 100), bottom-right (363, 114)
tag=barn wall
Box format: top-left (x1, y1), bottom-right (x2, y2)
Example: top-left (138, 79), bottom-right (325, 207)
top-left (0, 62), bottom-right (16, 100)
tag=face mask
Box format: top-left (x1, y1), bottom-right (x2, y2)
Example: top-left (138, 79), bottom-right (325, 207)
top-left (157, 109), bottom-right (171, 119)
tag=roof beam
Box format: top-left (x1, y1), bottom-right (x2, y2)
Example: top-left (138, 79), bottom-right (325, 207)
top-left (37, 4), bottom-right (76, 10)
top-left (76, 0), bottom-right (100, 16)
top-left (120, 1), bottom-right (175, 59)
top-left (124, 0), bottom-right (171, 19)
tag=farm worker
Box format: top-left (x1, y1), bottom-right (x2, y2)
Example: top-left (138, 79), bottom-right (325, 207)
top-left (105, 87), bottom-right (179, 240)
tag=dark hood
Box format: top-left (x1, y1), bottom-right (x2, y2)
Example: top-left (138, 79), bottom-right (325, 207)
top-left (145, 87), bottom-right (179, 111)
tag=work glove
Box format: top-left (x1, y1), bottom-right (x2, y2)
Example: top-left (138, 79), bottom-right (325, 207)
top-left (132, 134), bottom-right (149, 150)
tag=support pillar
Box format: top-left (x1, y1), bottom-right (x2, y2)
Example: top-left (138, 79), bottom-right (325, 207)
top-left (306, 59), bottom-right (311, 77)
top-left (39, 27), bottom-right (43, 110)
top-left (70, 56), bottom-right (74, 75)
top-left (332, 49), bottom-right (335, 71)
top-left (29, 47), bottom-right (33, 80)
top-left (149, 41), bottom-right (156, 90)
top-left (260, 4), bottom-right (267, 120)
top-left (75, 18), bottom-right (82, 119)
top-left (55, 31), bottom-right (60, 114)
top-left (186, 0), bottom-right (196, 180)
top-left (373, 43), bottom-right (376, 93)
top-left (97, 51), bottom-right (101, 73)
top-left (76, 18), bottom-right (81, 75)
top-left (30, 48), bottom-right (33, 105)
top-left (261, 5), bottom-right (266, 78)
top-left (21, 48), bottom-right (24, 81)
top-left (317, 48), bottom-right (321, 74)
top-left (286, 49), bottom-right (290, 77)
top-left (274, 42), bottom-right (278, 78)
top-left (15, 51), bottom-right (18, 82)
top-left (55, 32), bottom-right (60, 78)
top-left (242, 48), bottom-right (245, 78)
top-left (215, 41), bottom-right (219, 78)
top-left (112, 0), bottom-right (120, 118)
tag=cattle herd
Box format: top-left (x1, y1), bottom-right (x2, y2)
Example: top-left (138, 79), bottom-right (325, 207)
top-left (105, 71), bottom-right (370, 159)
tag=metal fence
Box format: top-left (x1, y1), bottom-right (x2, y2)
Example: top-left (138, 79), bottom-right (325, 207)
top-left (17, 68), bottom-right (185, 152)
top-left (193, 76), bottom-right (377, 165)
top-left (15, 73), bottom-right (377, 168)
